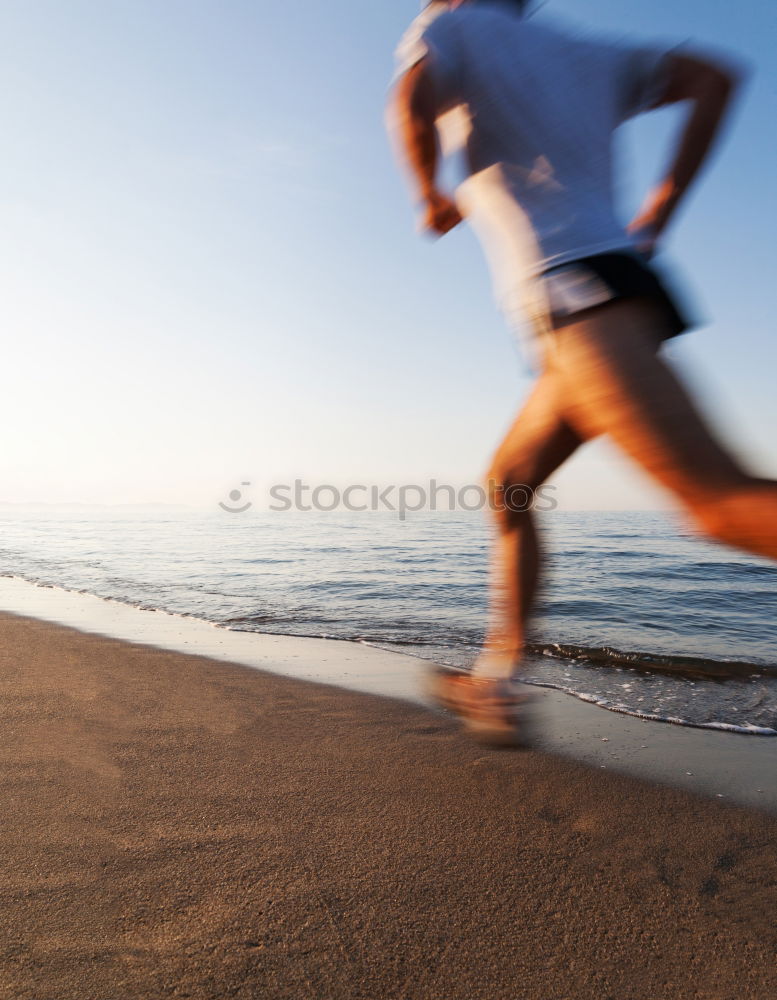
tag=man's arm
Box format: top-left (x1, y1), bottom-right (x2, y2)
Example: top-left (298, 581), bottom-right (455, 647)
top-left (390, 59), bottom-right (462, 237)
top-left (628, 51), bottom-right (749, 253)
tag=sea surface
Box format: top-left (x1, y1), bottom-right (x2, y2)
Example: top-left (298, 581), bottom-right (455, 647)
top-left (1, 506), bottom-right (775, 734)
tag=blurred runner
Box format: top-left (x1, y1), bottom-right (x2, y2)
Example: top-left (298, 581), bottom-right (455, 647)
top-left (388, 0), bottom-right (777, 745)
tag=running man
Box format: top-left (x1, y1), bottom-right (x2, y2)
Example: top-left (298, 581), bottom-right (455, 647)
top-left (388, 0), bottom-right (777, 744)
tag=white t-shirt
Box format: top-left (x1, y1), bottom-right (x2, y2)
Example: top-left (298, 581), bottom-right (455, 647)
top-left (392, 2), bottom-right (680, 335)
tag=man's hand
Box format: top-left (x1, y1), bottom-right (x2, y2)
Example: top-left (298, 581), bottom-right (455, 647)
top-left (627, 178), bottom-right (679, 257)
top-left (421, 189), bottom-right (463, 236)
top-left (390, 61), bottom-right (463, 237)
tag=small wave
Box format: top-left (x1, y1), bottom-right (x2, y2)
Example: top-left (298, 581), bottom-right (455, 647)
top-left (529, 642), bottom-right (776, 681)
top-left (0, 572), bottom-right (218, 623)
top-left (688, 560), bottom-right (777, 578)
top-left (242, 557), bottom-right (295, 565)
top-left (536, 599), bottom-right (612, 616)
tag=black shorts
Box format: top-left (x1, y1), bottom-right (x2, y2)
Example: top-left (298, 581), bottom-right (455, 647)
top-left (539, 251), bottom-right (693, 340)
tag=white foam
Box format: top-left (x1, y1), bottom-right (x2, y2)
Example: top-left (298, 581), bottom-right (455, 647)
top-left (516, 679), bottom-right (777, 737)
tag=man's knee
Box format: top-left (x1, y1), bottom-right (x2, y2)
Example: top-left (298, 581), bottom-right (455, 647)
top-left (486, 459), bottom-right (537, 529)
top-left (688, 481), bottom-right (770, 548)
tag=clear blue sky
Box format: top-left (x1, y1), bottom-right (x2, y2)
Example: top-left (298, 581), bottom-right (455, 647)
top-left (0, 0), bottom-right (774, 509)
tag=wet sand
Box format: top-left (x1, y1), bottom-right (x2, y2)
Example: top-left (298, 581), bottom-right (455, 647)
top-left (1, 611), bottom-right (776, 999)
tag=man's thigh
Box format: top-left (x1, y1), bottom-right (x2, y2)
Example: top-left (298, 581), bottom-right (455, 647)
top-left (489, 372), bottom-right (582, 489)
top-left (544, 296), bottom-right (745, 502)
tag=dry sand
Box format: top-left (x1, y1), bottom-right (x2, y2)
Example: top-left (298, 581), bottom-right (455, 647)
top-left (1, 610), bottom-right (776, 1000)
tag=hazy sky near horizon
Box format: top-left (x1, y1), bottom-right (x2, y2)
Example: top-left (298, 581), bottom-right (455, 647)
top-left (0, 0), bottom-right (774, 511)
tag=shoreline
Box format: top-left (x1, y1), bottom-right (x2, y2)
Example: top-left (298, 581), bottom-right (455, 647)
top-left (1, 609), bottom-right (775, 998)
top-left (1, 575), bottom-right (775, 814)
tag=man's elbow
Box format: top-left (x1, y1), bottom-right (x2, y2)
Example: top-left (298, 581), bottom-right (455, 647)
top-left (711, 58), bottom-right (751, 100)
top-left (666, 50), bottom-right (752, 105)
top-left (694, 53), bottom-right (752, 102)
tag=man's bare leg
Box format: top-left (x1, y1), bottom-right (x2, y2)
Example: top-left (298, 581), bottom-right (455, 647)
top-left (548, 296), bottom-right (777, 559)
top-left (430, 295), bottom-right (776, 737)
top-left (426, 373), bottom-right (581, 741)
top-left (472, 373), bottom-right (582, 679)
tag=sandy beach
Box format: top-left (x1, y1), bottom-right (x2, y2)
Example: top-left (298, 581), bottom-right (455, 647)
top-left (1, 609), bottom-right (776, 999)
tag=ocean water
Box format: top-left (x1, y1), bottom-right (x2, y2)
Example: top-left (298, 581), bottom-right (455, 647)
top-left (0, 506), bottom-right (775, 734)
